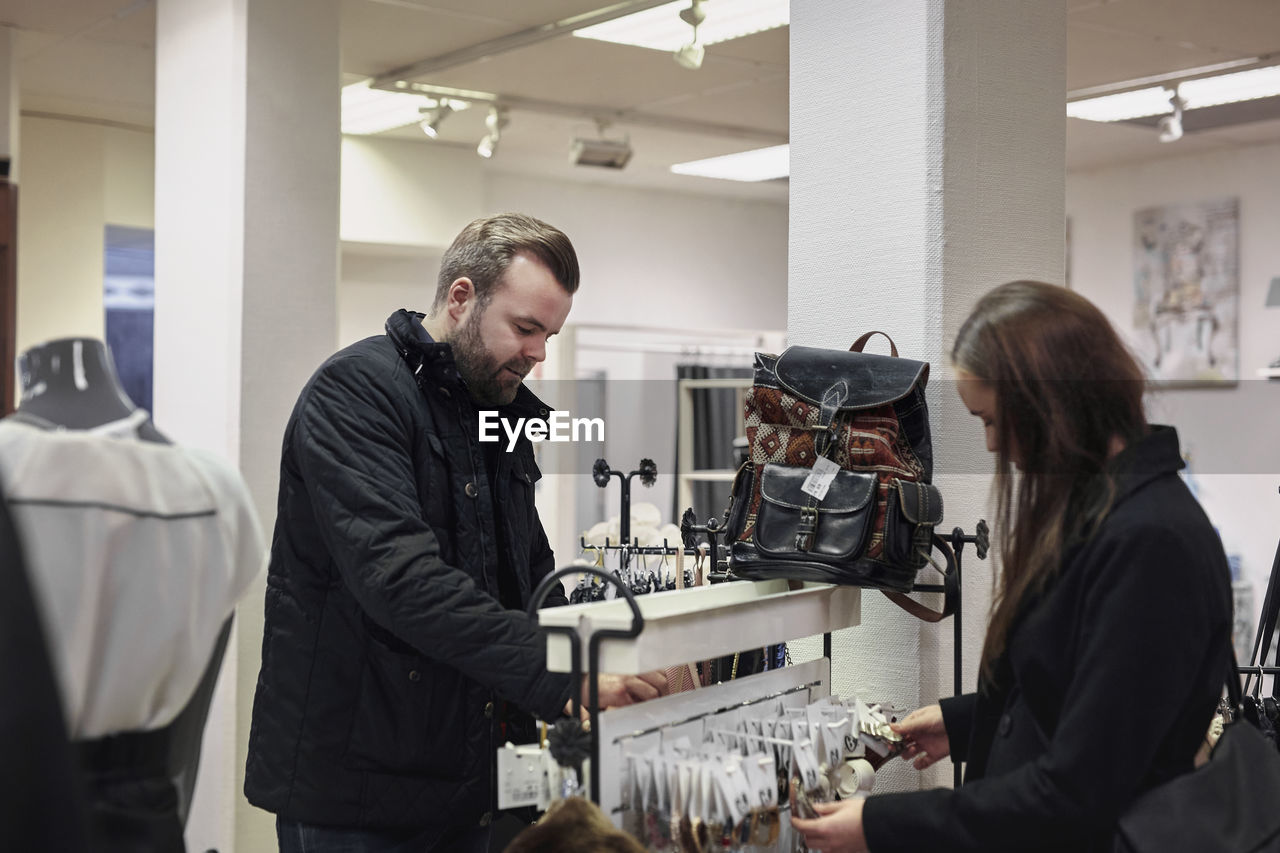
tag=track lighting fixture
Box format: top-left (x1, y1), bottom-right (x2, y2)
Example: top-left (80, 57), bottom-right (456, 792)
top-left (477, 105), bottom-right (509, 159)
top-left (674, 0), bottom-right (706, 70)
top-left (570, 119), bottom-right (633, 169)
top-left (1157, 88), bottom-right (1185, 143)
top-left (418, 102), bottom-right (453, 139)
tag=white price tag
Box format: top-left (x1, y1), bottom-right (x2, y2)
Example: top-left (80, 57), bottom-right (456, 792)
top-left (746, 753), bottom-right (778, 809)
top-left (793, 738), bottom-right (823, 793)
top-left (800, 456), bottom-right (841, 500)
top-left (497, 745), bottom-right (547, 809)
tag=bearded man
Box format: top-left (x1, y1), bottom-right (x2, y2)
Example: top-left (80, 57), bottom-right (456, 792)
top-left (245, 213), bottom-right (664, 852)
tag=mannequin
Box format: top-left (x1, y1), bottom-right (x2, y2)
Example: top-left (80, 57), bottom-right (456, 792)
top-left (4, 337), bottom-right (250, 850)
top-left (15, 338), bottom-right (166, 442)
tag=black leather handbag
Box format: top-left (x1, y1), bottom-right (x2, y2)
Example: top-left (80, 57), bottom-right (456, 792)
top-left (1115, 657), bottom-right (1280, 853)
top-left (1117, 535), bottom-right (1280, 852)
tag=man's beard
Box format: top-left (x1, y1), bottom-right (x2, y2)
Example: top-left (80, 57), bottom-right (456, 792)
top-left (450, 307), bottom-right (532, 406)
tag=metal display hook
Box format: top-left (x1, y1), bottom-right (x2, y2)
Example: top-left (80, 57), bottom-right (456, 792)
top-left (526, 565), bottom-right (647, 804)
top-left (592, 457), bottom-right (658, 555)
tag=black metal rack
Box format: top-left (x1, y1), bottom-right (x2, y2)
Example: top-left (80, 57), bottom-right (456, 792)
top-left (590, 456), bottom-right (657, 576)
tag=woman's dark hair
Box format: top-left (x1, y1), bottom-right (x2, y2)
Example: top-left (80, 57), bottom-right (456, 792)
top-left (431, 212), bottom-right (580, 314)
top-left (952, 280), bottom-right (1148, 682)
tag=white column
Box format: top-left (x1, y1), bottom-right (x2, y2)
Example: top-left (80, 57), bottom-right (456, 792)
top-left (153, 0), bottom-right (340, 849)
top-left (790, 0), bottom-right (1065, 791)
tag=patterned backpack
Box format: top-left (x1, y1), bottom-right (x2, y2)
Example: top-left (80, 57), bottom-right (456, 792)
top-left (723, 332), bottom-right (954, 620)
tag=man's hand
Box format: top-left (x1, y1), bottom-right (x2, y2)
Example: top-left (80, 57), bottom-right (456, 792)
top-left (892, 703), bottom-right (950, 770)
top-left (565, 671), bottom-right (669, 716)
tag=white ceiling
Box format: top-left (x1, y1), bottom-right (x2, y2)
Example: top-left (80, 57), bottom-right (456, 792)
top-left (6, 0), bottom-right (1280, 198)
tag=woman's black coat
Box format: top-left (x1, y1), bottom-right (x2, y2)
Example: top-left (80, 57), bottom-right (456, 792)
top-left (864, 426), bottom-right (1233, 853)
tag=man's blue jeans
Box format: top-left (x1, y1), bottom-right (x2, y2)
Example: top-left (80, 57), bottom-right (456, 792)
top-left (276, 816), bottom-right (492, 853)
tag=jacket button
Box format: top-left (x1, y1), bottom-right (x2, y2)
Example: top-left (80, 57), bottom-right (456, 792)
top-left (465, 482), bottom-right (478, 498)
top-left (484, 701), bottom-right (494, 718)
top-left (998, 713), bottom-right (1013, 736)
top-left (439, 387), bottom-right (450, 398)
top-left (408, 670), bottom-right (421, 682)
top-left (479, 811), bottom-right (493, 827)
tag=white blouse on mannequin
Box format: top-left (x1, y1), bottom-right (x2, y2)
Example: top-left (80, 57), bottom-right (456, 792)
top-left (0, 411), bottom-right (264, 739)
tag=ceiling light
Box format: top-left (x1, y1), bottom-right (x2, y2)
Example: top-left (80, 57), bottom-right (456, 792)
top-left (341, 80), bottom-right (432, 135)
top-left (570, 136), bottom-right (634, 169)
top-left (1157, 90), bottom-right (1185, 143)
top-left (477, 106), bottom-right (509, 159)
top-left (418, 103), bottom-right (453, 138)
top-left (1067, 63), bottom-right (1280, 122)
top-left (574, 0), bottom-right (788, 52)
top-left (671, 144), bottom-right (789, 182)
top-left (1179, 65), bottom-right (1280, 109)
top-left (674, 41), bottom-right (705, 70)
top-left (673, 0), bottom-right (706, 70)
top-left (1066, 86), bottom-right (1173, 122)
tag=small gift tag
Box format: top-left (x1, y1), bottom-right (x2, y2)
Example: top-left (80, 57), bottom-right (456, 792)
top-left (800, 456), bottom-right (841, 500)
top-left (793, 738), bottom-right (823, 794)
top-left (496, 743), bottom-right (546, 809)
top-left (745, 752), bottom-right (778, 809)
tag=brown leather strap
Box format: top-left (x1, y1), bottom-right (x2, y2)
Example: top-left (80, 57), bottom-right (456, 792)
top-left (849, 331), bottom-right (899, 357)
top-left (880, 538), bottom-right (958, 622)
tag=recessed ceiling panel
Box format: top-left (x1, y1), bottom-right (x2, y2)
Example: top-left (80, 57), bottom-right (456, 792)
top-left (705, 26), bottom-right (788, 67)
top-left (1067, 0), bottom-right (1280, 58)
top-left (22, 37), bottom-right (154, 113)
top-left (638, 74), bottom-right (787, 135)
top-left (408, 35), bottom-right (770, 114)
top-left (1066, 23), bottom-right (1230, 90)
top-left (1, 0), bottom-right (134, 34)
top-left (358, 0), bottom-right (610, 29)
top-left (340, 0), bottom-right (510, 74)
top-left (1065, 114), bottom-right (1262, 171)
top-left (87, 3), bottom-right (156, 47)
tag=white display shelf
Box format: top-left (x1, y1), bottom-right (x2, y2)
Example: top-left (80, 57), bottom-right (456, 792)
top-left (537, 579), bottom-right (861, 674)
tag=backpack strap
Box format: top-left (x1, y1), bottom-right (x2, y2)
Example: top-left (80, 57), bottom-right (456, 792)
top-left (850, 331), bottom-right (899, 358)
top-left (880, 537), bottom-right (958, 623)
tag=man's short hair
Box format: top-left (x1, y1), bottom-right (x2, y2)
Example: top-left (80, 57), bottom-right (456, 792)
top-left (432, 213), bottom-right (580, 314)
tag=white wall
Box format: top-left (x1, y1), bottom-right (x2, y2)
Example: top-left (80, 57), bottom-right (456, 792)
top-left (483, 171), bottom-right (788, 331)
top-left (1067, 140), bottom-right (1280, 641)
top-left (15, 116), bottom-right (153, 356)
top-left (337, 136), bottom-right (789, 334)
top-left (337, 248), bottom-right (440, 346)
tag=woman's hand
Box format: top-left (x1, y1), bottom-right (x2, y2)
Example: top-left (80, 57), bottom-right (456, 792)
top-left (791, 797), bottom-right (868, 853)
top-left (893, 704), bottom-right (950, 770)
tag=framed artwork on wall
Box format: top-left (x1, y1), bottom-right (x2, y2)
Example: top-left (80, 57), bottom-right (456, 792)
top-left (1132, 197), bottom-right (1239, 385)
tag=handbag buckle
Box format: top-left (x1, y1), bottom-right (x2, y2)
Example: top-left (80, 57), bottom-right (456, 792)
top-left (796, 505), bottom-right (819, 551)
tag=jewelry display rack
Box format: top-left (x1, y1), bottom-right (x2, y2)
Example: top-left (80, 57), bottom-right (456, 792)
top-left (528, 524), bottom-right (988, 802)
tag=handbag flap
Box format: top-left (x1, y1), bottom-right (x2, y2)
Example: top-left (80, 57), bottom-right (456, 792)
top-left (759, 464), bottom-right (876, 513)
top-left (891, 480), bottom-right (944, 525)
top-left (766, 346), bottom-right (929, 410)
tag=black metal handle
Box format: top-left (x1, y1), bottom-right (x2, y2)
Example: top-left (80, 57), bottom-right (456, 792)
top-left (526, 565), bottom-right (646, 803)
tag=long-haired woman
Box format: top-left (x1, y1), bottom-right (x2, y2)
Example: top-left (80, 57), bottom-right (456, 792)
top-left (792, 280), bottom-right (1233, 852)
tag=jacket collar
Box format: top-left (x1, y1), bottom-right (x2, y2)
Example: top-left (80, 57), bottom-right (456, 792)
top-left (1108, 424), bottom-right (1185, 504)
top-left (384, 309), bottom-right (552, 420)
